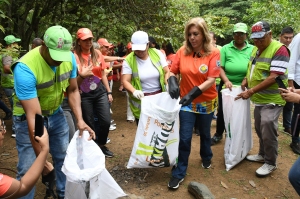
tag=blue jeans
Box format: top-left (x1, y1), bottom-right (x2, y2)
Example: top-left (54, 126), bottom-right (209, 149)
top-left (172, 111), bottom-right (213, 179)
top-left (289, 157), bottom-right (300, 195)
top-left (14, 108), bottom-right (69, 199)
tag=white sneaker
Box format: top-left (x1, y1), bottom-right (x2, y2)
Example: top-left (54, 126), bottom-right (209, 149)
top-left (109, 125), bottom-right (116, 131)
top-left (256, 163), bottom-right (277, 177)
top-left (246, 154), bottom-right (264, 163)
top-left (106, 138), bottom-right (111, 144)
top-left (11, 133), bottom-right (16, 138)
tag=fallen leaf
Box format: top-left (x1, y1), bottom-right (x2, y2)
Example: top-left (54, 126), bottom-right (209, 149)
top-left (221, 181), bottom-right (228, 189)
top-left (249, 180), bottom-right (256, 187)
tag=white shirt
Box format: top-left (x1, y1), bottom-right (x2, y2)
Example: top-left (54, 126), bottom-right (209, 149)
top-left (287, 33), bottom-right (300, 85)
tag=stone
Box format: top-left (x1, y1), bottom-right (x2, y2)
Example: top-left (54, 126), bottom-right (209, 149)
top-left (188, 181), bottom-right (215, 199)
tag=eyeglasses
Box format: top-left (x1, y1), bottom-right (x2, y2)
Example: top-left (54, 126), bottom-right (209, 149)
top-left (233, 32), bottom-right (246, 37)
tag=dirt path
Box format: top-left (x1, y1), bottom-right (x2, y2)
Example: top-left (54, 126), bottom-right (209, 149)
top-left (0, 83), bottom-right (299, 198)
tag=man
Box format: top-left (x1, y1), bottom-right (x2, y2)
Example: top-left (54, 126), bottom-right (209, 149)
top-left (287, 32), bottom-right (300, 154)
top-left (12, 26), bottom-right (95, 199)
top-left (279, 27), bottom-right (294, 135)
top-left (1, 35), bottom-right (21, 137)
top-left (236, 21), bottom-right (290, 177)
top-left (31, 37), bottom-right (43, 49)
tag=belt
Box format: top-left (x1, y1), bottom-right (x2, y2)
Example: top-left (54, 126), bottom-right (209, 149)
top-left (144, 89), bottom-right (162, 96)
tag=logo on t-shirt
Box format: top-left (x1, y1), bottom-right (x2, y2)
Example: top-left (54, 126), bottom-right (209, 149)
top-left (216, 60), bottom-right (221, 67)
top-left (199, 64), bottom-right (208, 74)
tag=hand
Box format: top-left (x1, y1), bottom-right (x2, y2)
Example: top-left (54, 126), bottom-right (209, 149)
top-left (179, 86), bottom-right (202, 106)
top-left (224, 81), bottom-right (233, 91)
top-left (108, 94), bottom-right (113, 103)
top-left (241, 78), bottom-right (248, 91)
top-left (77, 119), bottom-right (95, 140)
top-left (80, 63), bottom-right (93, 78)
top-left (235, 89), bottom-right (253, 100)
top-left (35, 128), bottom-right (49, 152)
top-left (279, 88), bottom-right (300, 103)
top-left (168, 76), bottom-right (180, 99)
top-left (133, 90), bottom-right (144, 100)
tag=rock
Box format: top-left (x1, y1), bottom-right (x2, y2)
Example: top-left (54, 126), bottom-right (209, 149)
top-left (188, 181), bottom-right (215, 199)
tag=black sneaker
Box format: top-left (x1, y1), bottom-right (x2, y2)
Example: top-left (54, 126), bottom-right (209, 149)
top-left (283, 128), bottom-right (292, 137)
top-left (202, 160), bottom-right (211, 169)
top-left (168, 177), bottom-right (184, 189)
top-left (194, 128), bottom-right (200, 136)
top-left (100, 146), bottom-right (114, 157)
top-left (211, 134), bottom-right (222, 145)
top-left (290, 142), bottom-right (300, 155)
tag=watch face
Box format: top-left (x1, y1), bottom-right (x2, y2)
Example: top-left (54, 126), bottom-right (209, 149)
top-left (80, 76), bottom-right (101, 93)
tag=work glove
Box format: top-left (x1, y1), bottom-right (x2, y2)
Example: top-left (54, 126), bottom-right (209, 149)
top-left (133, 90), bottom-right (144, 100)
top-left (42, 169), bottom-right (57, 199)
top-left (168, 76), bottom-right (180, 99)
top-left (179, 86), bottom-right (202, 106)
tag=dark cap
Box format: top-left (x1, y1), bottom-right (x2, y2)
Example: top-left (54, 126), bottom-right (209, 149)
top-left (250, 21), bottom-right (271, 39)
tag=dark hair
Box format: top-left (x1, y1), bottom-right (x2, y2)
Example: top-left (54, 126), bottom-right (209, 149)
top-left (32, 38), bottom-right (43, 47)
top-left (281, 27), bottom-right (294, 35)
top-left (165, 43), bottom-right (175, 55)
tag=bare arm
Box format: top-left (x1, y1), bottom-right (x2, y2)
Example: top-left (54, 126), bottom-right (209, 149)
top-left (104, 56), bottom-right (124, 62)
top-left (198, 77), bottom-right (216, 92)
top-left (100, 69), bottom-right (113, 103)
top-left (122, 74), bottom-right (136, 94)
top-left (163, 66), bottom-right (170, 86)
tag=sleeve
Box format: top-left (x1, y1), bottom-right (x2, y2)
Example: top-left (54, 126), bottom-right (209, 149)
top-left (287, 34), bottom-right (300, 80)
top-left (270, 46), bottom-right (290, 75)
top-left (0, 173), bottom-right (13, 197)
top-left (121, 60), bottom-right (132, 75)
top-left (2, 55), bottom-right (13, 66)
top-left (70, 53), bottom-right (78, 78)
top-left (208, 50), bottom-right (221, 78)
top-left (97, 51), bottom-right (106, 70)
top-left (220, 46), bottom-right (226, 68)
top-left (13, 63), bottom-right (37, 100)
top-left (157, 49), bottom-right (168, 68)
top-left (170, 49), bottom-right (181, 75)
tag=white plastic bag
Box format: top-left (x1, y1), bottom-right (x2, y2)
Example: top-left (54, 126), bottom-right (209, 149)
top-left (127, 92), bottom-right (181, 168)
top-left (62, 130), bottom-right (126, 199)
top-left (222, 87), bottom-right (253, 171)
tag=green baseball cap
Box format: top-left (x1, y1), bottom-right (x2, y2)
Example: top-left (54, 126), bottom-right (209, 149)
top-left (233, 23), bottom-right (248, 33)
top-left (4, 35), bottom-right (21, 45)
top-left (43, 26), bottom-right (72, 62)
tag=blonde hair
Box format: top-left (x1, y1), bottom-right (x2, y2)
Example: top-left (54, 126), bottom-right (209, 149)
top-left (184, 17), bottom-right (213, 57)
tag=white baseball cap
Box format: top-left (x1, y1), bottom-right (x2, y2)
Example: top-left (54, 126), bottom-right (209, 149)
top-left (131, 31), bottom-right (149, 51)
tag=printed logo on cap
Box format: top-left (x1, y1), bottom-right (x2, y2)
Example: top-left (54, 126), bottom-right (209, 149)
top-left (252, 23), bottom-right (263, 32)
top-left (57, 38), bottom-right (64, 49)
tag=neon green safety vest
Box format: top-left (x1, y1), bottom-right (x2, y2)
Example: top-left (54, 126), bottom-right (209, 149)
top-left (12, 47), bottom-right (72, 116)
top-left (125, 48), bottom-right (166, 118)
top-left (0, 54), bottom-right (16, 88)
top-left (246, 40), bottom-right (289, 105)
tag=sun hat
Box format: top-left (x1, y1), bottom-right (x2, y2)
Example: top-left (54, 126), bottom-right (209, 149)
top-left (43, 25), bottom-right (73, 62)
top-left (77, 28), bottom-right (94, 40)
top-left (4, 35), bottom-right (21, 45)
top-left (233, 23), bottom-right (248, 33)
top-left (131, 31), bottom-right (149, 51)
top-left (250, 21), bottom-right (271, 39)
top-left (97, 38), bottom-right (112, 47)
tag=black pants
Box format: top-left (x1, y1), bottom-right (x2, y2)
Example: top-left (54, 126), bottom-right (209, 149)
top-left (81, 83), bottom-right (111, 145)
top-left (291, 81), bottom-right (300, 143)
top-left (215, 81), bottom-right (225, 136)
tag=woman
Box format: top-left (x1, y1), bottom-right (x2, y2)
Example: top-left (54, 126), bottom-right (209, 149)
top-left (167, 17), bottom-right (220, 189)
top-left (122, 31), bottom-right (169, 124)
top-left (0, 119), bottom-right (49, 198)
top-left (211, 22), bottom-right (254, 145)
top-left (74, 28), bottom-right (114, 157)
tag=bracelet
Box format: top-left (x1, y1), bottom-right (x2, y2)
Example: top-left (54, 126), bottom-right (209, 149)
top-left (78, 74), bottom-right (85, 79)
top-left (107, 92), bottom-right (112, 95)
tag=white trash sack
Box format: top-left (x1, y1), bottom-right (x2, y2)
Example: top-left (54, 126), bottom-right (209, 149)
top-left (222, 87), bottom-right (253, 171)
top-left (62, 130), bottom-right (126, 199)
top-left (127, 92), bottom-right (181, 169)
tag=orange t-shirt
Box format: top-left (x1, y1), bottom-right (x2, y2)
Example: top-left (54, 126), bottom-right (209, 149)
top-left (0, 173), bottom-right (13, 197)
top-left (170, 46), bottom-right (220, 103)
top-left (74, 49), bottom-right (106, 79)
top-left (166, 53), bottom-right (176, 69)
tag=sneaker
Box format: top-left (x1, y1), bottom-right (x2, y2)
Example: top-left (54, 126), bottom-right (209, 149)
top-left (3, 111), bottom-right (12, 120)
top-left (202, 160), bottom-right (211, 169)
top-left (256, 163), bottom-right (277, 177)
top-left (194, 128), bottom-right (200, 136)
top-left (212, 115), bottom-right (217, 120)
top-left (283, 128), bottom-right (292, 136)
top-left (109, 125), bottom-right (116, 131)
top-left (246, 154), bottom-right (264, 163)
top-left (168, 177), bottom-right (184, 189)
top-left (290, 142), bottom-right (300, 155)
top-left (11, 133), bottom-right (16, 138)
top-left (211, 134), bottom-right (222, 145)
top-left (106, 138), bottom-right (111, 144)
top-left (100, 146), bottom-right (114, 157)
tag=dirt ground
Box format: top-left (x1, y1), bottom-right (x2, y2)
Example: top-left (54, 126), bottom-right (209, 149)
top-left (0, 82), bottom-right (299, 199)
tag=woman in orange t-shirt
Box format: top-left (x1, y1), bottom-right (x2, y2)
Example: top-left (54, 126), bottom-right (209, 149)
top-left (167, 17), bottom-right (220, 189)
top-left (74, 28), bottom-right (114, 157)
top-left (0, 119), bottom-right (49, 198)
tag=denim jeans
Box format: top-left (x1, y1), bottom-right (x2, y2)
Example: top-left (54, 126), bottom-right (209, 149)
top-left (3, 88), bottom-right (14, 109)
top-left (172, 110), bottom-right (213, 179)
top-left (289, 157), bottom-right (300, 195)
top-left (14, 107), bottom-right (69, 199)
top-left (62, 98), bottom-right (77, 141)
top-left (81, 83), bottom-right (110, 146)
top-left (292, 81), bottom-right (300, 143)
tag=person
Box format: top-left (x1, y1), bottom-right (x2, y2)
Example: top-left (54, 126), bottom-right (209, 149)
top-left (31, 38), bottom-right (43, 49)
top-left (287, 32), bottom-right (300, 154)
top-left (122, 31), bottom-right (169, 124)
top-left (0, 100), bottom-right (12, 120)
top-left (162, 42), bottom-right (176, 69)
top-left (211, 22), bottom-right (254, 145)
top-left (167, 17), bottom-right (220, 189)
top-left (279, 26), bottom-right (294, 135)
top-left (12, 25), bottom-right (95, 199)
top-left (0, 118), bottom-right (50, 198)
top-left (279, 88), bottom-right (300, 195)
top-left (235, 21), bottom-right (290, 177)
top-left (149, 36), bottom-right (166, 56)
top-left (74, 28), bottom-right (120, 158)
